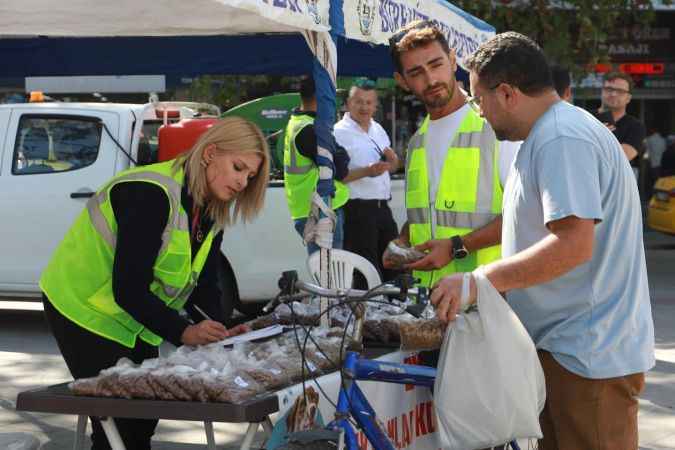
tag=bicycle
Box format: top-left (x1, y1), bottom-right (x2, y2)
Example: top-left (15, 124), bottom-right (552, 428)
top-left (269, 271), bottom-right (522, 450)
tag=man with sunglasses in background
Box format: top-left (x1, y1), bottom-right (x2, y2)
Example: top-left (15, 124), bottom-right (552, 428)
top-left (383, 20), bottom-right (519, 292)
top-left (598, 72), bottom-right (645, 183)
top-left (334, 78), bottom-right (401, 288)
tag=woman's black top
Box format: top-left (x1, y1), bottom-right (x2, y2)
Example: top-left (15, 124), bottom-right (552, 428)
top-left (110, 181), bottom-right (226, 347)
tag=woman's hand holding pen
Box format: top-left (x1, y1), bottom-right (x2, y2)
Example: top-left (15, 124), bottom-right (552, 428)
top-left (181, 320), bottom-right (252, 345)
top-left (181, 320), bottom-right (229, 345)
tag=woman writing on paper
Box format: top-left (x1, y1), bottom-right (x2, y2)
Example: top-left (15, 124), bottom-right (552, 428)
top-left (40, 117), bottom-right (270, 449)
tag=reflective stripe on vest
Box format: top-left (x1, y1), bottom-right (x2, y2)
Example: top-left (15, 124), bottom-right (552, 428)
top-left (283, 114), bottom-right (349, 219)
top-left (40, 160), bottom-right (215, 348)
top-left (406, 109), bottom-right (503, 288)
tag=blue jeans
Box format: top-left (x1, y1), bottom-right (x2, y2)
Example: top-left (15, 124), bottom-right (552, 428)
top-left (294, 207), bottom-right (344, 255)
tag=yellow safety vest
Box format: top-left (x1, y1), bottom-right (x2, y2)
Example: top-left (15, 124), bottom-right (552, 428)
top-left (283, 113), bottom-right (349, 219)
top-left (40, 160), bottom-right (215, 348)
top-left (406, 109), bottom-right (503, 288)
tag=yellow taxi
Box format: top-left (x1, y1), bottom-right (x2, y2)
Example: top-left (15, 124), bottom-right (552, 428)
top-left (648, 176), bottom-right (675, 235)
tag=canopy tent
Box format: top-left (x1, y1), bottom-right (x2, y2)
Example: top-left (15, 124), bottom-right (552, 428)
top-left (1, 1), bottom-right (493, 78)
top-left (0, 0), bottom-right (494, 197)
top-left (1, 0), bottom-right (494, 295)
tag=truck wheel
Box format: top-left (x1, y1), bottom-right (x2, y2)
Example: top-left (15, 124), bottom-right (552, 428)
top-left (218, 253), bottom-right (266, 325)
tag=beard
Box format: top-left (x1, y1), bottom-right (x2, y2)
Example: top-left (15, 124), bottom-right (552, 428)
top-left (492, 118), bottom-right (521, 141)
top-left (422, 80), bottom-right (453, 109)
top-left (493, 126), bottom-right (510, 141)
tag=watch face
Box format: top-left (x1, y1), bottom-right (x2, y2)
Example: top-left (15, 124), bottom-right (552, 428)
top-left (454, 248), bottom-right (468, 259)
top-left (451, 235), bottom-right (467, 259)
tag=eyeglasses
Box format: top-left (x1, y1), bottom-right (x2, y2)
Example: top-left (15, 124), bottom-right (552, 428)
top-left (388, 19), bottom-right (436, 47)
top-left (602, 86), bottom-right (630, 95)
top-left (465, 83), bottom-right (501, 114)
top-left (466, 95), bottom-right (481, 114)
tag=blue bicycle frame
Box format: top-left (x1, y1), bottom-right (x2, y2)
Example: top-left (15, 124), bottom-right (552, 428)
top-left (327, 351), bottom-right (521, 450)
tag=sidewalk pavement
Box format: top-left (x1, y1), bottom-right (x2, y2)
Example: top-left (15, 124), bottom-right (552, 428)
top-left (639, 231), bottom-right (675, 449)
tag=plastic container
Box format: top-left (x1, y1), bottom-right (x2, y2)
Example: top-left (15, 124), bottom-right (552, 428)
top-left (158, 118), bottom-right (219, 162)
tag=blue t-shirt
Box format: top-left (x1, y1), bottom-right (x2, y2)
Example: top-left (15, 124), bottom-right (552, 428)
top-left (501, 101), bottom-right (655, 379)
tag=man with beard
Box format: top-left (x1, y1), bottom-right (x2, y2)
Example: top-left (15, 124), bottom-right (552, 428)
top-left (432, 32), bottom-right (654, 450)
top-left (383, 20), bottom-right (519, 291)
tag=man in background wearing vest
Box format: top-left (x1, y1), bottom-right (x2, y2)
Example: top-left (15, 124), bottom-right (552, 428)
top-left (283, 75), bottom-right (350, 254)
top-left (384, 20), bottom-right (519, 290)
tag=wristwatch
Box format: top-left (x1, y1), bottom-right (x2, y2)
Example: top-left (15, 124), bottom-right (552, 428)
top-left (450, 235), bottom-right (469, 259)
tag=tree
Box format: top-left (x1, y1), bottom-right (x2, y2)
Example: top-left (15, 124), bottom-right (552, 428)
top-left (452, 0), bottom-right (671, 73)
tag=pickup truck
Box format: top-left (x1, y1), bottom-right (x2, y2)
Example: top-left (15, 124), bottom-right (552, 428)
top-left (0, 101), bottom-right (405, 313)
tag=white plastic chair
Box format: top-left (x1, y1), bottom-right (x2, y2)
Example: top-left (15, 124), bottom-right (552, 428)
top-left (306, 249), bottom-right (382, 290)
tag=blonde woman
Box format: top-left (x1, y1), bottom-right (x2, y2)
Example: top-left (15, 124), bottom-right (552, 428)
top-left (40, 117), bottom-right (270, 450)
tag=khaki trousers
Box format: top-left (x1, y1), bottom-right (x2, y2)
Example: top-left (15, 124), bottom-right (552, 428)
top-left (538, 350), bottom-right (645, 450)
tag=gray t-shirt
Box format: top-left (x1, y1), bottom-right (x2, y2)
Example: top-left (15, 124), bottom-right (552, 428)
top-left (502, 101), bottom-right (654, 379)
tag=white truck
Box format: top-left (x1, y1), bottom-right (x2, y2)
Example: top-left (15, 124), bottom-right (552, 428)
top-left (0, 101), bottom-right (405, 313)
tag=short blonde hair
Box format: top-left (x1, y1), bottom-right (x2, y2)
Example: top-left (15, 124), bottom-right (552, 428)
top-left (174, 116), bottom-right (270, 230)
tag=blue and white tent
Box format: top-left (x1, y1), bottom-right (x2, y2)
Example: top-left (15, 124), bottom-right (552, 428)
top-left (0, 0), bottom-right (493, 199)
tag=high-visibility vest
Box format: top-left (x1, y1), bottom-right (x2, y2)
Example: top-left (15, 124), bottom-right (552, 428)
top-left (406, 109), bottom-right (503, 288)
top-left (40, 160), bottom-right (215, 348)
top-left (283, 113), bottom-right (349, 219)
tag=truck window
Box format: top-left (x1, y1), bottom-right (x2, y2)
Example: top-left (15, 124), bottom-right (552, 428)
top-left (138, 120), bottom-right (163, 165)
top-left (12, 116), bottom-right (102, 175)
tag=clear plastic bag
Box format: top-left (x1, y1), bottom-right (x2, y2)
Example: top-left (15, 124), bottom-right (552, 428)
top-left (69, 376), bottom-right (103, 397)
top-left (382, 240), bottom-right (425, 270)
top-left (247, 313), bottom-right (281, 330)
top-left (202, 370), bottom-right (264, 403)
top-left (398, 318), bottom-right (445, 351)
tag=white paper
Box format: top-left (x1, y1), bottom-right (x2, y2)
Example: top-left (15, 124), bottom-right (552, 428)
top-left (219, 324), bottom-right (285, 346)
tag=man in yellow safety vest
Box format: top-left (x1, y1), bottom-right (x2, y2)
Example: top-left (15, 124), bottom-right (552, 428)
top-left (383, 20), bottom-right (520, 289)
top-left (283, 75), bottom-right (351, 254)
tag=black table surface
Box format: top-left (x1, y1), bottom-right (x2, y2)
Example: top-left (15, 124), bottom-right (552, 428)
top-left (15, 346), bottom-right (395, 423)
top-left (16, 383), bottom-right (279, 423)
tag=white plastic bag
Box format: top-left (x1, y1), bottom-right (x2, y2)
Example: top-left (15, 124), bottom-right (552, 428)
top-left (433, 267), bottom-right (546, 450)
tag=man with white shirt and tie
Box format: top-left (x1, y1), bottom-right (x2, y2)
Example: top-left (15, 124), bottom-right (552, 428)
top-left (334, 78), bottom-right (400, 288)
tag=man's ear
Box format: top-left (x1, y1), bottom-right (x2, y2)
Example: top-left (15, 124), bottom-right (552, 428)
top-left (394, 72), bottom-right (409, 91)
top-left (497, 83), bottom-right (518, 109)
top-left (448, 48), bottom-right (457, 73)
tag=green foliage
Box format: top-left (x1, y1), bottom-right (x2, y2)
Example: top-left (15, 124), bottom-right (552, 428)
top-left (452, 0), bottom-right (670, 74)
top-left (187, 75), bottom-right (298, 110)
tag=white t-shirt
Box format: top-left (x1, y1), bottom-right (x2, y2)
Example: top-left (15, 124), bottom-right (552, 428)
top-left (645, 132), bottom-right (667, 168)
top-left (425, 104), bottom-right (519, 204)
top-left (334, 112), bottom-right (392, 200)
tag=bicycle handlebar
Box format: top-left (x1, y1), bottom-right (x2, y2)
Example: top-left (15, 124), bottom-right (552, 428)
top-left (293, 280), bottom-right (419, 300)
top-left (263, 271), bottom-right (429, 318)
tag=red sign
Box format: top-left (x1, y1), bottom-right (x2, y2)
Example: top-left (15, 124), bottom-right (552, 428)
top-left (594, 64), bottom-right (613, 73)
top-left (592, 62), bottom-right (665, 75)
top-left (619, 63), bottom-right (664, 74)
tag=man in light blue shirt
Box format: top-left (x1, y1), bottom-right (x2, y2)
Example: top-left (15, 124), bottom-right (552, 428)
top-left (431, 32), bottom-right (654, 450)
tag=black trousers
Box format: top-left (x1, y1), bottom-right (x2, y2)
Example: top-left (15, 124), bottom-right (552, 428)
top-left (43, 295), bottom-right (159, 450)
top-left (343, 199), bottom-right (400, 289)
